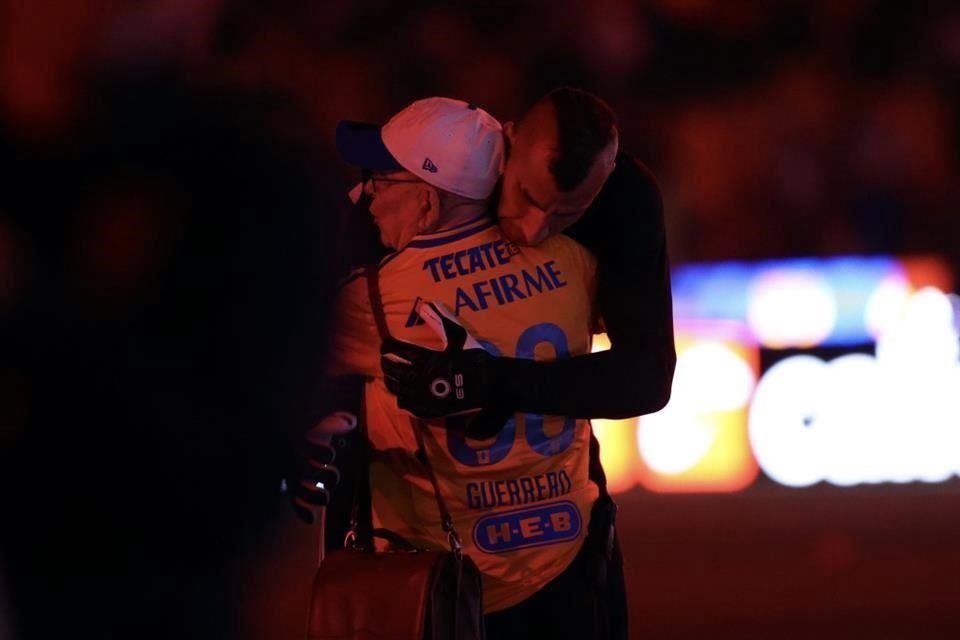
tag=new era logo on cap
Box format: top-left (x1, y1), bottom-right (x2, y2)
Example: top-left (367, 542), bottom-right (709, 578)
top-left (383, 98), bottom-right (503, 199)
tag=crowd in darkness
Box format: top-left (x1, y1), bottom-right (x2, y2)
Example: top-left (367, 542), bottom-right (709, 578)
top-left (0, 0), bottom-right (960, 262)
top-left (202, 0), bottom-right (960, 265)
top-left (3, 1), bottom-right (960, 267)
top-left (1, 1), bottom-right (958, 638)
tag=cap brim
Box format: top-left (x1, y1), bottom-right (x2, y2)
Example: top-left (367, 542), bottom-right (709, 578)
top-left (335, 121), bottom-right (404, 171)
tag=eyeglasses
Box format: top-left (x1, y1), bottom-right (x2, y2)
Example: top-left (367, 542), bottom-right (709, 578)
top-left (361, 169), bottom-right (423, 196)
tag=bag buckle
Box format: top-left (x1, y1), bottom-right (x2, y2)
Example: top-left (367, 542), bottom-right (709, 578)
top-left (443, 516), bottom-right (463, 558)
top-left (447, 529), bottom-right (463, 559)
top-left (344, 529), bottom-right (359, 549)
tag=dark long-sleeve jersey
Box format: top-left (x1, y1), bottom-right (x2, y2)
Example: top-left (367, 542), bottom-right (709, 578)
top-left (489, 155), bottom-right (676, 419)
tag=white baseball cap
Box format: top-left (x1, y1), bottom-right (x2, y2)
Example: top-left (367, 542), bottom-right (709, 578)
top-left (335, 97), bottom-right (504, 200)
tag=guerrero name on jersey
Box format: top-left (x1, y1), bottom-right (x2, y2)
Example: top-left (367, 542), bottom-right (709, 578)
top-left (330, 215), bottom-right (600, 613)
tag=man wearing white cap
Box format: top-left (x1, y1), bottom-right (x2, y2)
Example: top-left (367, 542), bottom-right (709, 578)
top-left (335, 97), bottom-right (504, 251)
top-left (325, 97), bottom-right (608, 638)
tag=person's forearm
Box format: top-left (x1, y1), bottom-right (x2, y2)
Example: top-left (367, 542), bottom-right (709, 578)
top-left (487, 271), bottom-right (678, 420)
top-left (490, 345), bottom-right (676, 419)
top-left (535, 155), bottom-right (675, 419)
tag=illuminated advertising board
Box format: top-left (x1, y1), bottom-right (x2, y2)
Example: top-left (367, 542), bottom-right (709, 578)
top-left (592, 255), bottom-right (958, 494)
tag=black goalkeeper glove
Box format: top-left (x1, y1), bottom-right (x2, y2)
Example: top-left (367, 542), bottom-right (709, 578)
top-left (381, 301), bottom-right (498, 419)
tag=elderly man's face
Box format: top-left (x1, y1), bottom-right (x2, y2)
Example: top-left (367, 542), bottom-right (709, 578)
top-left (497, 106), bottom-right (617, 246)
top-left (362, 170), bottom-right (429, 250)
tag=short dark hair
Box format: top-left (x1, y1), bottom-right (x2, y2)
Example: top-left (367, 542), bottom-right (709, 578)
top-left (546, 87), bottom-right (617, 192)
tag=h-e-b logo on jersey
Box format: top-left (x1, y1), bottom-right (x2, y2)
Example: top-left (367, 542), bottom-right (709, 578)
top-left (473, 501), bottom-right (582, 553)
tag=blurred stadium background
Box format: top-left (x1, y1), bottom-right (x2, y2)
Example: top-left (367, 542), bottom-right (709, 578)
top-left (2, 1), bottom-right (959, 638)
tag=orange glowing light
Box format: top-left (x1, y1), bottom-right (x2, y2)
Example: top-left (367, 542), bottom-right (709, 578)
top-left (592, 417), bottom-right (641, 495)
top-left (589, 333), bottom-right (640, 494)
top-left (594, 322), bottom-right (761, 494)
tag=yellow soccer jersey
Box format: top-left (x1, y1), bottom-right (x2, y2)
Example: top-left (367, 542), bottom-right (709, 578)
top-left (330, 215), bottom-right (600, 613)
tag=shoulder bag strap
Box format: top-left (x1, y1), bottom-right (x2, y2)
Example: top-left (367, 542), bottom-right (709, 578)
top-left (365, 267), bottom-right (463, 555)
